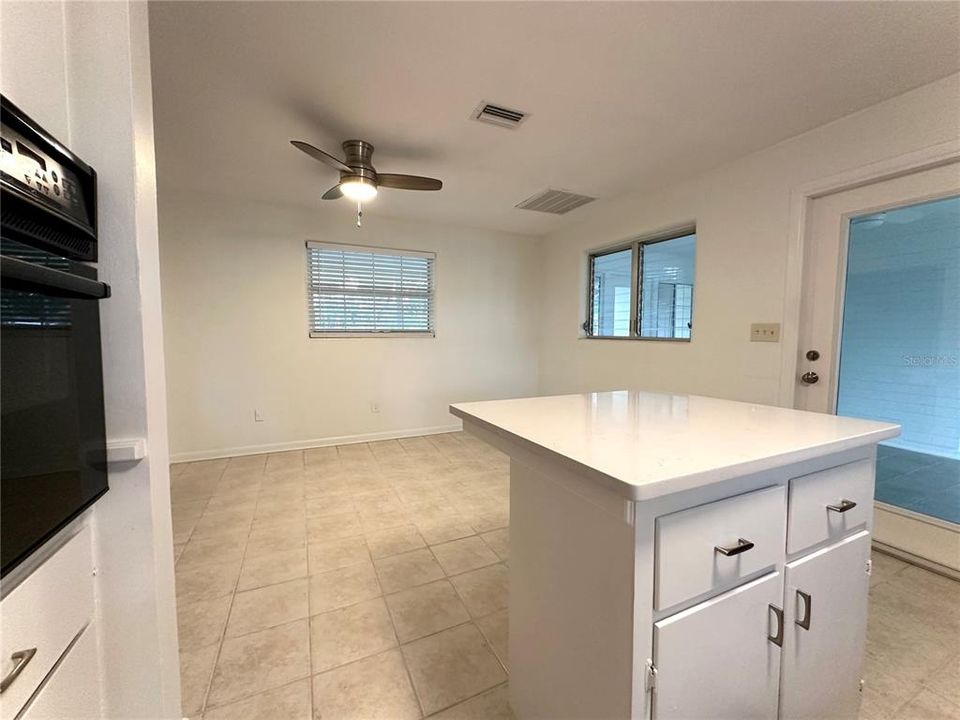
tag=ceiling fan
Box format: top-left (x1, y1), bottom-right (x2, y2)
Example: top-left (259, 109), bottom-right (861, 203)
top-left (291, 139), bottom-right (442, 203)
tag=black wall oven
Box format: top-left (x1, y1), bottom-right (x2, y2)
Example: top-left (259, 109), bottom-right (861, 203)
top-left (1, 96), bottom-right (109, 578)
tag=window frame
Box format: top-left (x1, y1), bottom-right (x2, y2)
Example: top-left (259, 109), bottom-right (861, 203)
top-left (306, 241), bottom-right (436, 339)
top-left (584, 226), bottom-right (696, 342)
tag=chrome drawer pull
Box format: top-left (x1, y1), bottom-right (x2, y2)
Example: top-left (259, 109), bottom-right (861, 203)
top-left (0, 648), bottom-right (37, 693)
top-left (826, 499), bottom-right (857, 513)
top-left (768, 605), bottom-right (784, 647)
top-left (714, 538), bottom-right (755, 556)
top-left (795, 590), bottom-right (812, 630)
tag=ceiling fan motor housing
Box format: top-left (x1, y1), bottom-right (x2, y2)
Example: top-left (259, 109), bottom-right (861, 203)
top-left (341, 140), bottom-right (378, 184)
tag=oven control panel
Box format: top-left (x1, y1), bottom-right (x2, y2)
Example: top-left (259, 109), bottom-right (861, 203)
top-left (0, 127), bottom-right (90, 227)
top-left (1, 95), bottom-right (97, 260)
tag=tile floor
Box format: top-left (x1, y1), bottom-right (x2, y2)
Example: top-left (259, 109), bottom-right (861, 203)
top-left (170, 432), bottom-right (959, 720)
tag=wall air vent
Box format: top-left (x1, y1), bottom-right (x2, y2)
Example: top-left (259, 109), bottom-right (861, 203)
top-left (472, 101), bottom-right (528, 129)
top-left (515, 188), bottom-right (596, 215)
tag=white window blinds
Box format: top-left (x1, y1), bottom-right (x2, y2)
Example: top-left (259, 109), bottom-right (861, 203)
top-left (306, 242), bottom-right (435, 336)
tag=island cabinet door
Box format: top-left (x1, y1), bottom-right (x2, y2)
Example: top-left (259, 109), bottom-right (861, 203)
top-left (653, 572), bottom-right (784, 720)
top-left (778, 531), bottom-right (871, 720)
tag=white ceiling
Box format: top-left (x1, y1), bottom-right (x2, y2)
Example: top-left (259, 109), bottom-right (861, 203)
top-left (149, 2), bottom-right (960, 237)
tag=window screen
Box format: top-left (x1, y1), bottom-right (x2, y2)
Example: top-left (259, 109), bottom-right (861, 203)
top-left (306, 242), bottom-right (435, 336)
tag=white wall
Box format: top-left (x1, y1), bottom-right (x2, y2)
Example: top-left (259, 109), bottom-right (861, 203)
top-left (535, 73), bottom-right (960, 406)
top-left (159, 190), bottom-right (540, 461)
top-left (1, 2), bottom-right (180, 717)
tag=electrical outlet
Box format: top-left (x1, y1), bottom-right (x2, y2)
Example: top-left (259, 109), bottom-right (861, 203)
top-left (370, 403), bottom-right (380, 414)
top-left (750, 323), bottom-right (781, 343)
top-left (254, 409), bottom-right (265, 422)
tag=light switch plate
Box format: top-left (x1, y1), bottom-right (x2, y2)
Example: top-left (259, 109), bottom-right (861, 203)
top-left (750, 323), bottom-right (780, 342)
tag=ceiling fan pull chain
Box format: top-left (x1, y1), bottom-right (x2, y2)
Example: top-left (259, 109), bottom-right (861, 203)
top-left (357, 201), bottom-right (362, 229)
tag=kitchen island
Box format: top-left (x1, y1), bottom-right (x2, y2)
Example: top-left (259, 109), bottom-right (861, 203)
top-left (450, 391), bottom-right (899, 720)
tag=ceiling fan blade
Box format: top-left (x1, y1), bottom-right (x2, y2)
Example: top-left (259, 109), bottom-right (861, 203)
top-left (321, 184), bottom-right (343, 200)
top-left (291, 140), bottom-right (352, 173)
top-left (377, 174), bottom-right (443, 191)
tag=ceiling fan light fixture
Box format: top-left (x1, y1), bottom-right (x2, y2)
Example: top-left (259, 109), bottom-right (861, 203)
top-left (340, 178), bottom-right (378, 202)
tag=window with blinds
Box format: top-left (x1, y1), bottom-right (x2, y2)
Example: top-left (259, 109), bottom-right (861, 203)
top-left (306, 242), bottom-right (435, 336)
top-left (585, 229), bottom-right (696, 340)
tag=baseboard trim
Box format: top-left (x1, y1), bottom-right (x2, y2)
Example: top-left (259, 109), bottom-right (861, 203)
top-left (872, 541), bottom-right (960, 582)
top-left (169, 422), bottom-right (463, 463)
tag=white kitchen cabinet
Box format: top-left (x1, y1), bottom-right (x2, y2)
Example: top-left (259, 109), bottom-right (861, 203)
top-left (18, 625), bottom-right (101, 720)
top-left (451, 390), bottom-right (898, 720)
top-left (778, 531), bottom-right (872, 720)
top-left (654, 573), bottom-right (784, 720)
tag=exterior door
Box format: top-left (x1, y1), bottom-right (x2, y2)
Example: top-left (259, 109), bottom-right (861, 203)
top-left (795, 161), bottom-right (960, 570)
top-left (779, 532), bottom-right (871, 720)
top-left (653, 572), bottom-right (783, 720)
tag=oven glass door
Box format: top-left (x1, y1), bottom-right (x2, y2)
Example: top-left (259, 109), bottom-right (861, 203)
top-left (1, 241), bottom-right (109, 577)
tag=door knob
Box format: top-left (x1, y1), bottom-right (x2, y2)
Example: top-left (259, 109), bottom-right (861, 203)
top-left (800, 371), bottom-right (819, 385)
top-left (805, 350), bottom-right (820, 361)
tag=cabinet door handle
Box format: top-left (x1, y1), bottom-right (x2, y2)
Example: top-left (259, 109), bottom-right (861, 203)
top-left (0, 648), bottom-right (37, 693)
top-left (795, 590), bottom-right (812, 630)
top-left (768, 605), bottom-right (784, 647)
top-left (714, 538), bottom-right (755, 556)
top-left (826, 499), bottom-right (857, 513)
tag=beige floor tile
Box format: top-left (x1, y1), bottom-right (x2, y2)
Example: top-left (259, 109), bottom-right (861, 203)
top-left (898, 689), bottom-right (960, 720)
top-left (860, 657), bottom-right (921, 720)
top-left (431, 536), bottom-right (499, 577)
top-left (869, 551), bottom-right (909, 587)
top-left (237, 547), bottom-right (308, 591)
top-left (360, 510), bottom-right (411, 534)
top-left (925, 654), bottom-right (960, 706)
top-left (480, 529), bottom-right (509, 561)
top-left (174, 543), bottom-right (187, 564)
top-left (431, 684), bottom-right (515, 720)
top-left (416, 517), bottom-right (475, 546)
top-left (245, 530), bottom-right (306, 559)
top-left (366, 525), bottom-right (426, 560)
top-left (311, 649), bottom-right (421, 720)
top-left (374, 548), bottom-right (445, 593)
top-left (227, 578), bottom-right (309, 637)
top-left (304, 446), bottom-right (339, 465)
top-left (191, 508), bottom-right (255, 539)
top-left (308, 537), bottom-right (371, 575)
top-left (204, 494), bottom-right (258, 514)
top-left (402, 623), bottom-right (506, 715)
top-left (305, 495), bottom-right (356, 518)
top-left (180, 644), bottom-right (219, 716)
top-left (450, 564), bottom-right (509, 618)
top-left (385, 579), bottom-right (470, 643)
top-left (309, 560), bottom-right (381, 615)
top-left (178, 535), bottom-right (247, 570)
top-left (203, 678), bottom-right (311, 720)
top-left (307, 512), bottom-right (364, 543)
top-left (310, 597), bottom-right (398, 673)
top-left (208, 620), bottom-right (311, 707)
top-left (466, 510), bottom-right (509, 534)
top-left (265, 451), bottom-right (304, 473)
top-left (176, 558), bottom-right (242, 604)
top-left (178, 595), bottom-right (232, 652)
top-left (475, 609), bottom-right (509, 671)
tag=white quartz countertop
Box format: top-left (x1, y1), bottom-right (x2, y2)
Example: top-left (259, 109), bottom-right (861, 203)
top-left (450, 391), bottom-right (900, 501)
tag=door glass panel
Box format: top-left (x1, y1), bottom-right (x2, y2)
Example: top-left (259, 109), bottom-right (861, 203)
top-left (837, 195), bottom-right (960, 524)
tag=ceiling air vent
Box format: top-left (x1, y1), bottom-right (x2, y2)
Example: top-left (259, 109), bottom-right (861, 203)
top-left (515, 188), bottom-right (596, 215)
top-left (472, 101), bottom-right (528, 129)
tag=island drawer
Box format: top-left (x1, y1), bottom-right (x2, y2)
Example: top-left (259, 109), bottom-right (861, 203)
top-left (787, 459), bottom-right (872, 555)
top-left (655, 485), bottom-right (786, 610)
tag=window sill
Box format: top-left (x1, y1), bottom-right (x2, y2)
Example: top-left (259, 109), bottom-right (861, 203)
top-left (579, 335), bottom-right (691, 343)
top-left (310, 331), bottom-right (435, 339)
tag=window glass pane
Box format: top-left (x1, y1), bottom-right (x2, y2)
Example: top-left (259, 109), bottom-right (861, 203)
top-left (590, 248), bottom-right (633, 336)
top-left (639, 233), bottom-right (696, 338)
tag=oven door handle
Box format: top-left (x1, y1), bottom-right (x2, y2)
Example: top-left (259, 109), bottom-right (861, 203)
top-left (1, 255), bottom-right (111, 299)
